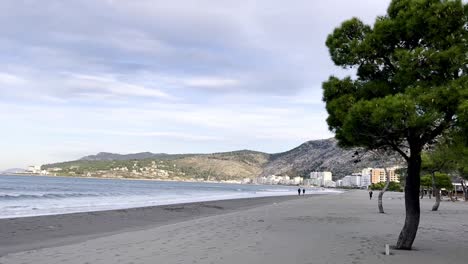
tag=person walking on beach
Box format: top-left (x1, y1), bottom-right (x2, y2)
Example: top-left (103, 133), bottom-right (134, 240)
top-left (369, 190), bottom-right (373, 200)
top-left (302, 188), bottom-right (305, 195)
top-left (298, 188), bottom-right (301, 196)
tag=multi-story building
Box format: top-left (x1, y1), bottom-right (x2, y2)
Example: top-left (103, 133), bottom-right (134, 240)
top-left (309, 171), bottom-right (332, 187)
top-left (361, 168), bottom-right (372, 176)
top-left (371, 168), bottom-right (399, 183)
top-left (292, 176), bottom-right (303, 185)
top-left (371, 169), bottom-right (386, 183)
top-left (361, 174), bottom-right (371, 187)
top-left (341, 175), bottom-right (360, 187)
top-left (389, 167), bottom-right (400, 182)
top-left (26, 165), bottom-right (42, 174)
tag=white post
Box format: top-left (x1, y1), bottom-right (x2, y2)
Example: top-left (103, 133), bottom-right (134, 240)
top-left (385, 244), bottom-right (390, 255)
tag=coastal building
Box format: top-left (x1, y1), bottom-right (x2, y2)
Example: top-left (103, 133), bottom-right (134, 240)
top-left (309, 171), bottom-right (332, 187)
top-left (371, 169), bottom-right (385, 183)
top-left (341, 176), bottom-right (351, 187)
top-left (26, 165), bottom-right (42, 174)
top-left (389, 167), bottom-right (400, 182)
top-left (341, 174), bottom-right (361, 187)
top-left (279, 176), bottom-right (291, 185)
top-left (255, 175), bottom-right (300, 185)
top-left (292, 176), bottom-right (303, 185)
top-left (351, 173), bottom-right (362, 186)
top-left (361, 174), bottom-right (371, 187)
top-left (241, 178), bottom-right (252, 184)
top-left (303, 178), bottom-right (313, 186)
top-left (361, 168), bottom-right (372, 176)
top-left (371, 168), bottom-right (399, 183)
top-left (255, 176), bottom-right (267, 184)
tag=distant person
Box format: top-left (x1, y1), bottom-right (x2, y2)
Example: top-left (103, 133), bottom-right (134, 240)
top-left (302, 188), bottom-right (305, 195)
top-left (298, 188), bottom-right (301, 196)
top-left (369, 190), bottom-right (373, 200)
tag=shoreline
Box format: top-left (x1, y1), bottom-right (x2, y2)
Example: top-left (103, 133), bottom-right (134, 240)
top-left (0, 173), bottom-right (314, 187)
top-left (0, 194), bottom-right (324, 256)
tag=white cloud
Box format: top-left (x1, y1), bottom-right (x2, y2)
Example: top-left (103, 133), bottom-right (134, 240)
top-left (0, 72), bottom-right (27, 85)
top-left (0, 0), bottom-right (392, 168)
top-left (184, 77), bottom-right (239, 88)
top-left (65, 128), bottom-right (221, 141)
top-left (66, 73), bottom-right (173, 99)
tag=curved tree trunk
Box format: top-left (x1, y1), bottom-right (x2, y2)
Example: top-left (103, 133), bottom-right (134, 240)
top-left (432, 189), bottom-right (441, 211)
top-left (431, 172), bottom-right (441, 211)
top-left (396, 151), bottom-right (421, 250)
top-left (461, 180), bottom-right (468, 201)
top-left (378, 169), bottom-right (391, 213)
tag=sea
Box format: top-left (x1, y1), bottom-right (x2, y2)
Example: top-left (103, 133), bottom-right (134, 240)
top-left (0, 175), bottom-right (337, 219)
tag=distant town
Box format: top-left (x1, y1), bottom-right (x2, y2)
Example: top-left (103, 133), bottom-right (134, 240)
top-left (8, 164), bottom-right (401, 189)
top-left (255, 167), bottom-right (400, 188)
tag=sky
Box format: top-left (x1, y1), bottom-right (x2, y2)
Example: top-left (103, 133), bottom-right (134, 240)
top-left (0, 0), bottom-right (391, 170)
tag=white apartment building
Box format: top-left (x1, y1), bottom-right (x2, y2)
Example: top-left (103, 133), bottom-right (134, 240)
top-left (361, 174), bottom-right (371, 187)
top-left (27, 165), bottom-right (42, 174)
top-left (292, 176), bottom-right (303, 185)
top-left (341, 174), bottom-right (361, 187)
top-left (309, 171), bottom-right (333, 187)
top-left (256, 175), bottom-right (301, 185)
top-left (341, 176), bottom-right (351, 187)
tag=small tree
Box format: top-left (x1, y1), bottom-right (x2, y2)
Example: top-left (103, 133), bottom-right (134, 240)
top-left (323, 0), bottom-right (467, 249)
top-left (421, 140), bottom-right (456, 210)
top-left (371, 181), bottom-right (402, 192)
top-left (352, 149), bottom-right (403, 213)
top-left (448, 132), bottom-right (468, 201)
top-left (378, 167), bottom-right (391, 213)
top-left (421, 173), bottom-right (453, 209)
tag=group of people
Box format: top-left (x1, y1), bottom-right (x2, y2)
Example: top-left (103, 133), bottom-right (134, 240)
top-left (297, 188), bottom-right (306, 196)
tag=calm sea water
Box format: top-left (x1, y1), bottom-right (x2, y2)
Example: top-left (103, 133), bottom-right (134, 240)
top-left (0, 175), bottom-right (337, 219)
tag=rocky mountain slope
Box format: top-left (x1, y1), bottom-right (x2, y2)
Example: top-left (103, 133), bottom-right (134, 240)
top-left (43, 138), bottom-right (403, 180)
top-left (262, 138), bottom-right (400, 180)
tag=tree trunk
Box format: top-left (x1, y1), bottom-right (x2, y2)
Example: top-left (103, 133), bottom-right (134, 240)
top-left (378, 168), bottom-right (391, 213)
top-left (461, 180), bottom-right (468, 201)
top-left (432, 189), bottom-right (441, 211)
top-left (420, 187), bottom-right (424, 199)
top-left (431, 172), bottom-right (440, 211)
top-left (396, 152), bottom-right (421, 250)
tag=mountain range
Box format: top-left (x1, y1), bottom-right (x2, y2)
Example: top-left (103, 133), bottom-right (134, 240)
top-left (0, 168), bottom-right (27, 174)
top-left (43, 138), bottom-right (402, 180)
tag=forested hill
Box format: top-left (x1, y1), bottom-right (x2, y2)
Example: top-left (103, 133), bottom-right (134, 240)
top-left (80, 152), bottom-right (196, 161)
top-left (43, 138), bottom-right (401, 181)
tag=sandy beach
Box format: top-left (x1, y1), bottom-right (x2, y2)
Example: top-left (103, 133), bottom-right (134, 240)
top-left (1, 190), bottom-right (467, 264)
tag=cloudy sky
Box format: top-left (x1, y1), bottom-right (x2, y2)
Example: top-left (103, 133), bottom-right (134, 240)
top-left (0, 0), bottom-right (390, 169)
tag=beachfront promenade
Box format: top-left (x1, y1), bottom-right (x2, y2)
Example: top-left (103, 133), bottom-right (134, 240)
top-left (1, 190), bottom-right (467, 264)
